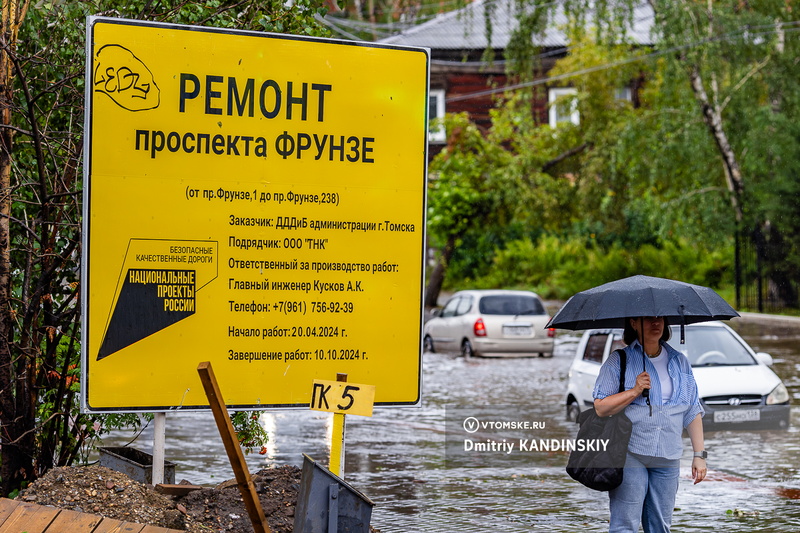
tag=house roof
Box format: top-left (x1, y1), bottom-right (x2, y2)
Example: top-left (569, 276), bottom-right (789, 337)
top-left (378, 0), bottom-right (654, 50)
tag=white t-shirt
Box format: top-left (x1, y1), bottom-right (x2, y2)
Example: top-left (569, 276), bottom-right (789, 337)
top-left (649, 348), bottom-right (672, 402)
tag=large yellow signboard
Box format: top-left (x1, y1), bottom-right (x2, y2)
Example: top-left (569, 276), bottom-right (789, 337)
top-left (81, 18), bottom-right (429, 412)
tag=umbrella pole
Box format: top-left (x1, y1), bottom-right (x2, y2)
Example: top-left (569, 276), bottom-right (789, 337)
top-left (679, 304), bottom-right (686, 344)
top-left (640, 317), bottom-right (652, 417)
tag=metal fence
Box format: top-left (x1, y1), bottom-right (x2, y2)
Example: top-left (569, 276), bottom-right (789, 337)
top-left (736, 226), bottom-right (800, 313)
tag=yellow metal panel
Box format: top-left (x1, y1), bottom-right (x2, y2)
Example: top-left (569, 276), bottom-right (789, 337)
top-left (83, 19), bottom-right (428, 411)
top-left (310, 379), bottom-right (376, 417)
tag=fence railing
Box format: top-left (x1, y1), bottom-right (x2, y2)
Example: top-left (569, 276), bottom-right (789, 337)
top-left (736, 227), bottom-right (800, 314)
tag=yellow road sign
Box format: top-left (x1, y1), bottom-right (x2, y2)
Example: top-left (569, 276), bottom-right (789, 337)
top-left (82, 18), bottom-right (429, 412)
top-left (309, 379), bottom-right (376, 417)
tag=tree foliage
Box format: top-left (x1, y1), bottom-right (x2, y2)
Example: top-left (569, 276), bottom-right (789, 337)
top-left (426, 0), bottom-right (800, 306)
top-left (0, 0), bottom-right (329, 497)
top-left (425, 112), bottom-right (518, 305)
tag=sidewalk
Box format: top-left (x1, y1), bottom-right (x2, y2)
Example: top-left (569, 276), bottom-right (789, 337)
top-left (737, 311), bottom-right (800, 324)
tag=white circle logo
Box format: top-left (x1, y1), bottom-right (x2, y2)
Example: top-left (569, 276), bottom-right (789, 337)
top-left (463, 416), bottom-right (479, 433)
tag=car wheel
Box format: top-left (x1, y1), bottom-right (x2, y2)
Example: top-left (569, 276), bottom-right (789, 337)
top-left (461, 339), bottom-right (474, 358)
top-left (423, 335), bottom-right (435, 353)
top-left (566, 399), bottom-right (581, 422)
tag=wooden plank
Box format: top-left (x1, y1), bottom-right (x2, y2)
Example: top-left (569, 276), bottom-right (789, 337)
top-left (0, 499), bottom-right (21, 527)
top-left (197, 361), bottom-right (271, 533)
top-left (0, 500), bottom-right (58, 533)
top-left (154, 483), bottom-right (203, 496)
top-left (46, 507), bottom-right (102, 532)
top-left (0, 499), bottom-right (184, 533)
top-left (91, 520), bottom-right (146, 533)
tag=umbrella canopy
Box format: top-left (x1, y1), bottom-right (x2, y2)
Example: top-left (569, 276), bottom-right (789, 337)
top-left (546, 275), bottom-right (739, 331)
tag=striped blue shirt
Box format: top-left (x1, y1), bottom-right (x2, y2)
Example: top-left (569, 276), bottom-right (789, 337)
top-left (593, 340), bottom-right (704, 460)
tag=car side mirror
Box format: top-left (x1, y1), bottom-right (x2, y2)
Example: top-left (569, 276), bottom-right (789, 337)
top-left (430, 308), bottom-right (442, 318)
top-left (755, 352), bottom-right (774, 366)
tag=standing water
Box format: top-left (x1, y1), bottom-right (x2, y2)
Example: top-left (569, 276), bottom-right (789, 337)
top-left (100, 315), bottom-right (800, 531)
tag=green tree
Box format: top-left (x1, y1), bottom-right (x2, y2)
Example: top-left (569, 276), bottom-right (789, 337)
top-left (425, 38), bottom-right (669, 298)
top-left (0, 0), bottom-right (329, 497)
top-left (560, 0), bottom-right (800, 305)
top-left (427, 0), bottom-right (800, 304)
top-left (426, 112), bottom-right (527, 306)
top-left (425, 87), bottom-right (596, 301)
top-left (543, 29), bottom-right (733, 247)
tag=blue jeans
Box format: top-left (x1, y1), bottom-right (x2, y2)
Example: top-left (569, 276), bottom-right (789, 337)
top-left (608, 452), bottom-right (680, 533)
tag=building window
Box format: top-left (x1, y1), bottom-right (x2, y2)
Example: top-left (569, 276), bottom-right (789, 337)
top-left (548, 87), bottom-right (579, 127)
top-left (614, 87), bottom-right (632, 102)
top-left (428, 89), bottom-right (446, 142)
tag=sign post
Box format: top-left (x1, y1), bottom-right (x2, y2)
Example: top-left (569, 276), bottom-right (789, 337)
top-left (82, 18), bottom-right (429, 413)
top-left (330, 374), bottom-right (348, 477)
top-left (310, 374), bottom-right (376, 477)
top-left (152, 412), bottom-right (166, 484)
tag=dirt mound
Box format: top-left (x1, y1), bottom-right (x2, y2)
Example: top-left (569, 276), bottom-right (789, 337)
top-left (179, 466), bottom-right (301, 532)
top-left (19, 464), bottom-right (302, 533)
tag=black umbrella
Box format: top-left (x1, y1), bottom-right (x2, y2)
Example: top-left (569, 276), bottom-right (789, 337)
top-left (546, 275), bottom-right (739, 416)
top-left (546, 275), bottom-right (739, 332)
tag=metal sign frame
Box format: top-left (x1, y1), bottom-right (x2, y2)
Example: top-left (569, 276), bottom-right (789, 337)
top-left (81, 17), bottom-right (429, 412)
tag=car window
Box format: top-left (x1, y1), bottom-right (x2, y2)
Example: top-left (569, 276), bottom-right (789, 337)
top-left (671, 326), bottom-right (757, 366)
top-left (582, 334), bottom-right (608, 364)
top-left (478, 294), bottom-right (545, 315)
top-left (456, 296), bottom-right (473, 316)
top-left (610, 338), bottom-right (626, 354)
top-left (440, 297), bottom-right (460, 318)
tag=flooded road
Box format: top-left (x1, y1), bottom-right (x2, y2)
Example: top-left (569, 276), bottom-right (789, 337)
top-left (101, 315), bottom-right (800, 531)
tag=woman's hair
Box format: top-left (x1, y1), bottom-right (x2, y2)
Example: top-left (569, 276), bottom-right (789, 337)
top-left (623, 317), bottom-right (671, 345)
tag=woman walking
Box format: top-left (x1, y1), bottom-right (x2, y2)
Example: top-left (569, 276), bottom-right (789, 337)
top-left (593, 316), bottom-right (707, 532)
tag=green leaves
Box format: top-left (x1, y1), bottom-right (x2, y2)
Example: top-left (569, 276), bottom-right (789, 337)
top-left (0, 0), bottom-right (331, 497)
top-left (427, 0), bottom-right (800, 296)
top-left (231, 411), bottom-right (270, 454)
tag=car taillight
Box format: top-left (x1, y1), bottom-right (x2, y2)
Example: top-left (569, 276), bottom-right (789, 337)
top-left (474, 318), bottom-right (487, 337)
top-left (547, 328), bottom-right (556, 338)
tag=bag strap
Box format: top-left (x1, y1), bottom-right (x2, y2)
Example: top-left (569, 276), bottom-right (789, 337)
top-left (615, 348), bottom-right (626, 394)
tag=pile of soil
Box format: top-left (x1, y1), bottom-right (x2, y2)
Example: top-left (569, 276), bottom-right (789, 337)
top-left (18, 464), bottom-right (302, 533)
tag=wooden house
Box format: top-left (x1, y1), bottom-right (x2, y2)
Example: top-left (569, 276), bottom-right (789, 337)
top-left (377, 0), bottom-right (654, 155)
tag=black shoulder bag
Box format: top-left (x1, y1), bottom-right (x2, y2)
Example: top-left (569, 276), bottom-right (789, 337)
top-left (566, 349), bottom-right (633, 491)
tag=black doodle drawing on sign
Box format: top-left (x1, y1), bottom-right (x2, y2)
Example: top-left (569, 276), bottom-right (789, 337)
top-left (94, 44), bottom-right (161, 111)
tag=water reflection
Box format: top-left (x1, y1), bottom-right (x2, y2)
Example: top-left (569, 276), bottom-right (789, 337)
top-left (99, 315), bottom-right (800, 531)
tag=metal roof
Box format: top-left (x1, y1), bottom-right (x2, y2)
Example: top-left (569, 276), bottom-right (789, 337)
top-left (378, 0), bottom-right (654, 50)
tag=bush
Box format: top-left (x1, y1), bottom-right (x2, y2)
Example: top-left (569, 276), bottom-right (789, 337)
top-left (458, 235), bottom-right (734, 299)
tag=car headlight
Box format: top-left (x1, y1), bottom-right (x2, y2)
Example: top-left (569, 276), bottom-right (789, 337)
top-left (766, 383), bottom-right (790, 405)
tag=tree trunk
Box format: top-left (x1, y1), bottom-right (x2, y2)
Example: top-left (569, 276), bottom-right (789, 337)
top-left (0, 19), bottom-right (16, 501)
top-left (648, 1), bottom-right (746, 221)
top-left (0, 0), bottom-right (31, 497)
top-left (686, 65), bottom-right (745, 223)
top-left (424, 234), bottom-right (457, 309)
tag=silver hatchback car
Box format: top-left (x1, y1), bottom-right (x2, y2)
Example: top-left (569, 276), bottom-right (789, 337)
top-left (423, 290), bottom-right (555, 357)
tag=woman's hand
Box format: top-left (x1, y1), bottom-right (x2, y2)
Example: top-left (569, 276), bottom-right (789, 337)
top-left (594, 370), bottom-right (652, 417)
top-left (686, 415), bottom-right (706, 485)
top-left (692, 457), bottom-right (707, 484)
top-left (634, 371), bottom-right (651, 395)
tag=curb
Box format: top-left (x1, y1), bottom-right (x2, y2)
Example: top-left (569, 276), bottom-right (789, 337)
top-left (737, 312), bottom-right (800, 324)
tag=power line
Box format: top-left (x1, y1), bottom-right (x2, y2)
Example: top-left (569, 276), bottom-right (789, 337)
top-left (446, 46), bottom-right (656, 102)
top-left (446, 19), bottom-right (800, 103)
top-left (321, 1), bottom-right (800, 104)
top-left (320, 0), bottom-right (475, 36)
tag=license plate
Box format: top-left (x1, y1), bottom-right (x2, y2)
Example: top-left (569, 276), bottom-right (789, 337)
top-left (503, 325), bottom-right (532, 336)
top-left (713, 409), bottom-right (761, 423)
